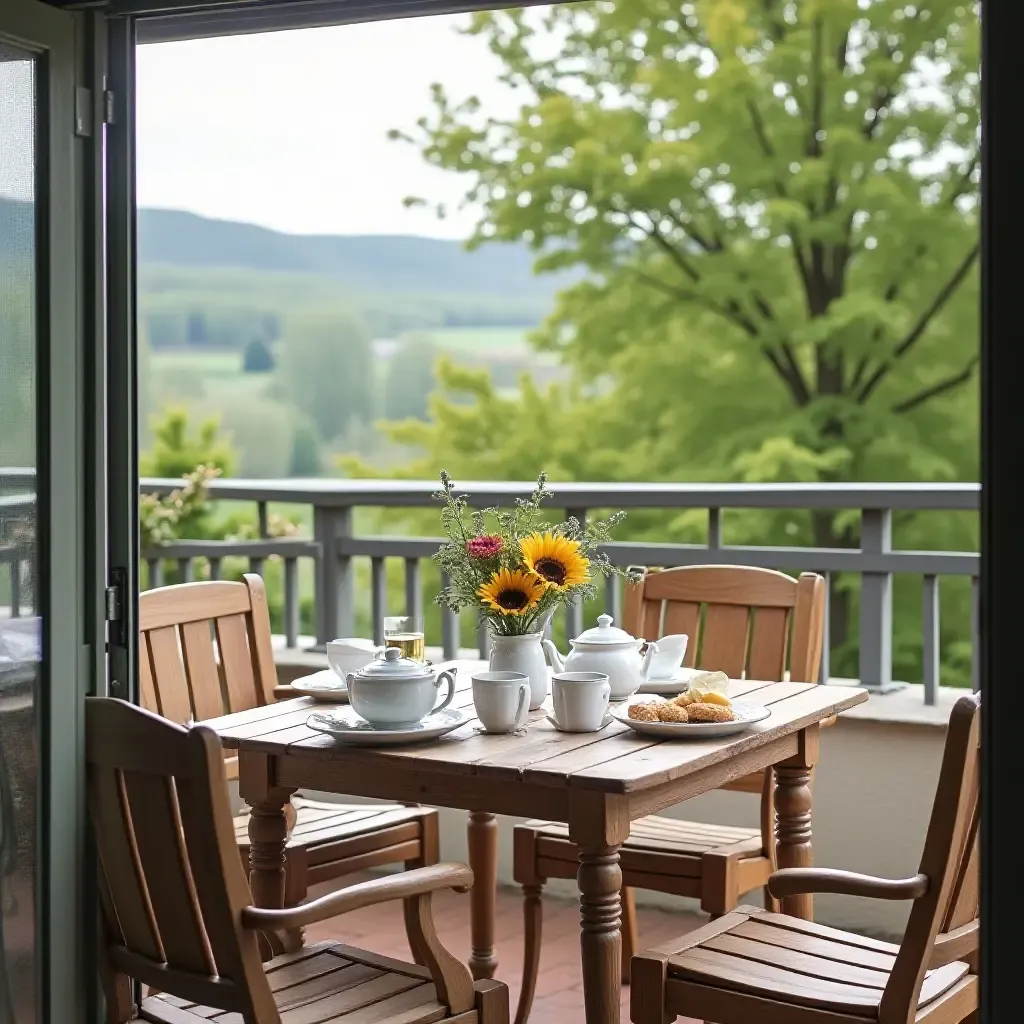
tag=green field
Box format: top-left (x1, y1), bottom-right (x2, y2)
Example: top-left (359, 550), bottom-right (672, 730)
top-left (415, 326), bottom-right (529, 355)
top-left (151, 349), bottom-right (245, 377)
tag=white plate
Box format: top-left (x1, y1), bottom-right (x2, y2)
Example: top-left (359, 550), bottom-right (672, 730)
top-left (306, 707), bottom-right (471, 745)
top-left (291, 670), bottom-right (349, 703)
top-left (637, 668), bottom-right (728, 695)
top-left (611, 698), bottom-right (771, 739)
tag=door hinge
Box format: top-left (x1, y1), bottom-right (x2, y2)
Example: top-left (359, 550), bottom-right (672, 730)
top-left (106, 567), bottom-right (128, 647)
top-left (104, 90), bottom-right (116, 126)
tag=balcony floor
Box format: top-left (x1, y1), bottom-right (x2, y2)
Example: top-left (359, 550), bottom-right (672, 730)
top-left (305, 874), bottom-right (702, 1024)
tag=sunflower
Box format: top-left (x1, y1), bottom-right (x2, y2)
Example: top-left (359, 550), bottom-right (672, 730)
top-left (520, 532), bottom-right (590, 590)
top-left (478, 568), bottom-right (546, 616)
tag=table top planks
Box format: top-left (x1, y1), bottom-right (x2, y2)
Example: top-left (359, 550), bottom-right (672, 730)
top-left (203, 661), bottom-right (867, 796)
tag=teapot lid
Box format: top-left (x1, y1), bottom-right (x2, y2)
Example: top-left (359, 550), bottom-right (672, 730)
top-left (572, 614), bottom-right (637, 646)
top-left (352, 647), bottom-right (430, 680)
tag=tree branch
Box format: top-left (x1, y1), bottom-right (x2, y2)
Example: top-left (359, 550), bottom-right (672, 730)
top-left (892, 356), bottom-right (979, 414)
top-left (807, 16), bottom-right (824, 158)
top-left (857, 243), bottom-right (980, 404)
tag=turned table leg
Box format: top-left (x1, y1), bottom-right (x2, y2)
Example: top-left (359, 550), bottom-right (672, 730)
top-left (578, 846), bottom-right (623, 1024)
top-left (241, 751), bottom-right (297, 960)
top-left (570, 792), bottom-right (629, 1024)
top-left (467, 810), bottom-right (499, 980)
top-left (774, 727), bottom-right (818, 921)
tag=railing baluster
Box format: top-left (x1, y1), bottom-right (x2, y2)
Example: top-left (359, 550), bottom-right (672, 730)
top-left (208, 557), bottom-right (222, 581)
top-left (859, 508), bottom-right (894, 692)
top-left (404, 558), bottom-right (422, 621)
top-left (604, 574), bottom-right (620, 623)
top-left (177, 558), bottom-right (194, 584)
top-left (440, 571), bottom-right (459, 661)
top-left (371, 557), bottom-right (387, 647)
top-left (257, 501), bottom-right (269, 538)
top-left (921, 575), bottom-right (940, 706)
top-left (248, 557), bottom-right (264, 577)
top-left (566, 507), bottom-right (588, 639)
top-left (707, 507), bottom-right (722, 548)
top-left (147, 558), bottom-right (163, 589)
top-left (477, 624), bottom-right (491, 660)
top-left (820, 572), bottom-right (831, 683)
top-left (284, 557), bottom-right (299, 648)
top-left (314, 506), bottom-right (355, 648)
top-left (971, 575), bottom-right (980, 692)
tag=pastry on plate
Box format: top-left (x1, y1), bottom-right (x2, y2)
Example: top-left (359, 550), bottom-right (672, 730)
top-left (655, 702), bottom-right (689, 723)
top-left (627, 702), bottom-right (662, 722)
top-left (686, 702), bottom-right (736, 723)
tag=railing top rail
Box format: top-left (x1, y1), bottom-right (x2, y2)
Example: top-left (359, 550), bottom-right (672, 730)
top-left (138, 477), bottom-right (980, 512)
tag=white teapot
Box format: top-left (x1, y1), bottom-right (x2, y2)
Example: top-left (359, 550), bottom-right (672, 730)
top-left (543, 615), bottom-right (659, 701)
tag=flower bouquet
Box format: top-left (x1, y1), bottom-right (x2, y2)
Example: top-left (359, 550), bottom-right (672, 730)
top-left (432, 470), bottom-right (637, 636)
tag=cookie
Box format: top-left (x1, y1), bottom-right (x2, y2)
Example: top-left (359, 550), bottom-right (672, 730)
top-left (686, 702), bottom-right (735, 723)
top-left (627, 703), bottom-right (661, 722)
top-left (656, 703), bottom-right (689, 723)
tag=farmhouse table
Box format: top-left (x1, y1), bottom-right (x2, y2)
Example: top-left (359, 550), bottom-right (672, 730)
top-left (204, 662), bottom-right (867, 1024)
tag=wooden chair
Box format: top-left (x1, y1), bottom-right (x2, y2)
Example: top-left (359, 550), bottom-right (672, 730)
top-left (87, 697), bottom-right (509, 1024)
top-left (512, 566), bottom-right (826, 1023)
top-left (630, 692), bottom-right (980, 1024)
top-left (139, 575), bottom-right (441, 952)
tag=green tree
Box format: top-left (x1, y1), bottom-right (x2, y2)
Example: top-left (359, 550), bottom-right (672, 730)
top-left (243, 336), bottom-right (276, 373)
top-left (277, 309), bottom-right (373, 442)
top-left (140, 406), bottom-right (236, 480)
top-left (392, 0), bottom-right (980, 660)
top-left (382, 333), bottom-right (439, 421)
top-left (290, 415), bottom-right (322, 475)
top-left (219, 398), bottom-right (295, 478)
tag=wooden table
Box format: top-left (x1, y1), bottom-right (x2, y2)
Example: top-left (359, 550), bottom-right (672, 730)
top-left (205, 663), bottom-right (867, 1024)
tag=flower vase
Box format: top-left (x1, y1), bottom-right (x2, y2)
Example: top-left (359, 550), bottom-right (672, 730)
top-left (488, 632), bottom-right (549, 710)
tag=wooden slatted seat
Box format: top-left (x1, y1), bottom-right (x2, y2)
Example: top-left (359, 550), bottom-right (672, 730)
top-left (630, 693), bottom-right (980, 1024)
top-left (142, 942), bottom-right (465, 1024)
top-left (140, 575), bottom-right (440, 951)
top-left (513, 566), bottom-right (826, 1024)
top-left (520, 817), bottom-right (766, 904)
top-left (87, 697), bottom-right (509, 1024)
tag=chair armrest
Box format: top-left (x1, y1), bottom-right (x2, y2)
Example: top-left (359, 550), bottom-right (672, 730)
top-left (768, 868), bottom-right (928, 901)
top-left (272, 684), bottom-right (297, 700)
top-left (242, 863), bottom-right (473, 931)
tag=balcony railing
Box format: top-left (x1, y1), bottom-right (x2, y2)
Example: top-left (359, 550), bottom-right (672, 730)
top-left (133, 478), bottom-right (980, 706)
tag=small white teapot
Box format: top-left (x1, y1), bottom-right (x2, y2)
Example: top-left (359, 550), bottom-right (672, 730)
top-left (543, 615), bottom-right (659, 701)
top-left (346, 648), bottom-right (456, 727)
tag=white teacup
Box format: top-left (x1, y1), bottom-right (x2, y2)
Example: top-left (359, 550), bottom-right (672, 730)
top-left (648, 634), bottom-right (689, 679)
top-left (326, 638), bottom-right (384, 681)
top-left (550, 671), bottom-right (611, 732)
top-left (472, 671), bottom-right (530, 734)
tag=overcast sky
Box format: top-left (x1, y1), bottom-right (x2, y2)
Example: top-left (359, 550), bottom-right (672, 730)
top-left (135, 16), bottom-right (518, 240)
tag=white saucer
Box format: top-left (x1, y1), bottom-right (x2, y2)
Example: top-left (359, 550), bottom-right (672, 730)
top-left (291, 670), bottom-right (349, 703)
top-left (306, 707), bottom-right (471, 745)
top-left (637, 667), bottom-right (726, 695)
top-left (544, 712), bottom-right (615, 733)
top-left (612, 697), bottom-right (770, 739)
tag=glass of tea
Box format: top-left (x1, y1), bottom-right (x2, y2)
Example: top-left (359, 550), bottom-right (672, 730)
top-left (383, 615), bottom-right (425, 662)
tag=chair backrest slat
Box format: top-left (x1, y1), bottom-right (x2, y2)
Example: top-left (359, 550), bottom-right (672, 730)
top-left (748, 606), bottom-right (790, 681)
top-left (147, 625), bottom-right (194, 722)
top-left (119, 768), bottom-right (214, 975)
top-left (698, 604), bottom-right (751, 678)
top-left (879, 693), bottom-right (981, 1024)
top-left (215, 613), bottom-right (262, 713)
top-left (87, 697), bottom-right (280, 1024)
top-left (139, 575), bottom-right (277, 731)
top-left (623, 566), bottom-right (825, 683)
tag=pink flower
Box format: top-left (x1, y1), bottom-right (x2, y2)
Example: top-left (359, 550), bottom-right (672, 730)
top-left (467, 535), bottom-right (505, 559)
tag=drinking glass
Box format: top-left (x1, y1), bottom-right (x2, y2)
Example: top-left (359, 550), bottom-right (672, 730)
top-left (383, 615), bottom-right (425, 662)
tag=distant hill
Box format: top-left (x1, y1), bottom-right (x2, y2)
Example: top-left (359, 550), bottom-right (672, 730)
top-left (136, 208), bottom-right (572, 299)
